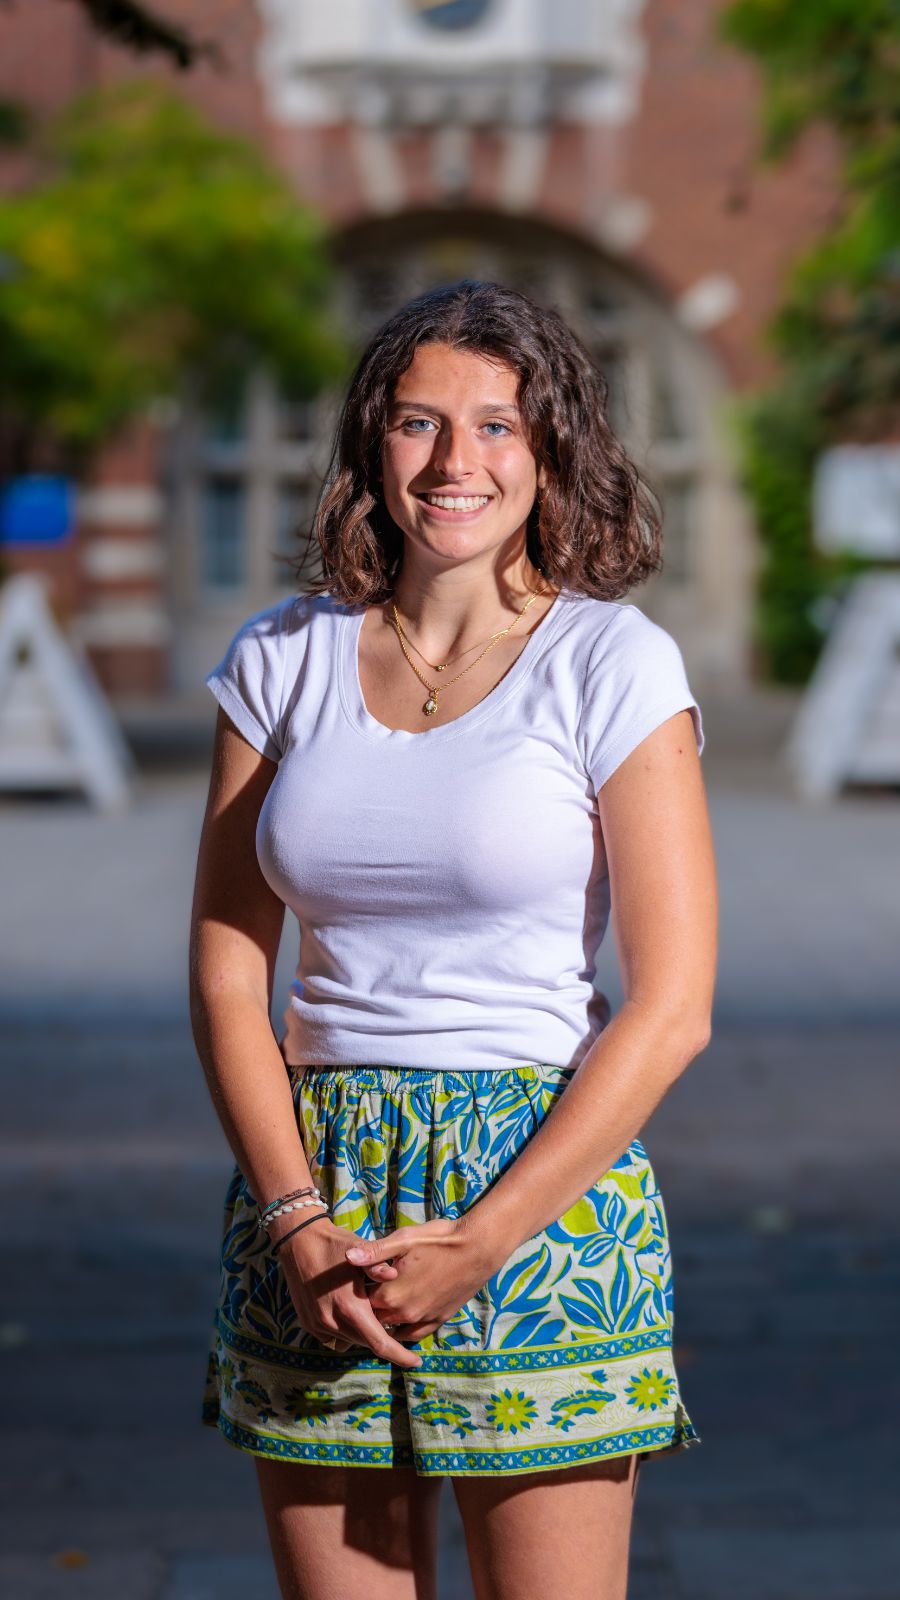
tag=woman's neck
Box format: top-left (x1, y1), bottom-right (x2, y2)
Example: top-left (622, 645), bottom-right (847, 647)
top-left (387, 563), bottom-right (556, 658)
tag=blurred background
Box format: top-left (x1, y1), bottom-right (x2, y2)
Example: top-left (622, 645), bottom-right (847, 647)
top-left (1, 3), bottom-right (899, 1597)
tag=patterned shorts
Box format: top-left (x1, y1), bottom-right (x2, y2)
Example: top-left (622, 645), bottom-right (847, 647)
top-left (202, 1062), bottom-right (701, 1478)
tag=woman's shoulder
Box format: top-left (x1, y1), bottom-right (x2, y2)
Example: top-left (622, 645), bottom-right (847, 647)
top-left (206, 589), bottom-right (346, 700)
top-left (563, 592), bottom-right (704, 783)
top-left (557, 591), bottom-right (698, 725)
top-left (204, 590), bottom-right (351, 759)
top-left (233, 588), bottom-right (350, 646)
top-left (557, 591), bottom-right (668, 662)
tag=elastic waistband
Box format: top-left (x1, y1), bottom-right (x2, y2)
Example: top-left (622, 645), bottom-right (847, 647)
top-left (287, 1061), bottom-right (577, 1087)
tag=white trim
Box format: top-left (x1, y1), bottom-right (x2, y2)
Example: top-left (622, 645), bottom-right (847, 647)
top-left (497, 127), bottom-right (547, 210)
top-left (432, 123), bottom-right (474, 196)
top-left (594, 195), bottom-right (653, 253)
top-left (81, 539), bottom-right (165, 581)
top-left (256, 0), bottom-right (650, 127)
top-left (353, 125), bottom-right (407, 211)
top-left (76, 486), bottom-right (163, 528)
top-left (676, 274), bottom-right (742, 333)
top-left (71, 603), bottom-right (173, 647)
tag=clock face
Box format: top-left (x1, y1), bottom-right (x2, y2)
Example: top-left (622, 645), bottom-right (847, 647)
top-left (409, 0), bottom-right (492, 31)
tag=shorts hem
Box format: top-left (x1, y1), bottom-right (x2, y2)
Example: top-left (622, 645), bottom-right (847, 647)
top-left (404, 1417), bottom-right (701, 1477)
top-left (203, 1406), bottom-right (416, 1469)
top-left (202, 1403), bottom-right (699, 1478)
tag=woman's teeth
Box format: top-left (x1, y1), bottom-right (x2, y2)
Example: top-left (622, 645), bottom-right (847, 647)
top-left (420, 494), bottom-right (492, 511)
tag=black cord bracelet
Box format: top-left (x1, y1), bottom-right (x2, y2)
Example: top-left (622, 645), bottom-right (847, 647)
top-left (271, 1209), bottom-right (331, 1253)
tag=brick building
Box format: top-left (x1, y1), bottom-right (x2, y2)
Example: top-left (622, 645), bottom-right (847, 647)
top-left (0, 0), bottom-right (842, 716)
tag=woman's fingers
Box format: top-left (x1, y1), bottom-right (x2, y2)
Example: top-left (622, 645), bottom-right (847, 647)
top-left (362, 1261), bottom-right (399, 1280)
top-left (345, 1239), bottom-right (399, 1265)
top-left (345, 1234), bottom-right (404, 1270)
top-left (355, 1304), bottom-right (424, 1367)
top-left (345, 1218), bottom-right (457, 1268)
top-left (386, 1322), bottom-right (439, 1343)
top-left (332, 1282), bottom-right (423, 1366)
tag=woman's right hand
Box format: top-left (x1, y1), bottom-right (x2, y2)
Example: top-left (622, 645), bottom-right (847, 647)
top-left (276, 1215), bottom-right (423, 1369)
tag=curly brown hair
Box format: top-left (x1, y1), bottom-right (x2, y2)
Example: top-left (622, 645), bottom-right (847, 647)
top-left (293, 278), bottom-right (663, 604)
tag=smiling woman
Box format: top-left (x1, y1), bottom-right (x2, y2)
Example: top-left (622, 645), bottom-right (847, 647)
top-left (297, 277), bottom-right (665, 614)
top-left (383, 350), bottom-right (541, 551)
top-left (190, 278), bottom-right (717, 1600)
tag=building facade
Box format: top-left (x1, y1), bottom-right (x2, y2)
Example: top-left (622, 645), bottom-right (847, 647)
top-left (0, 0), bottom-right (842, 709)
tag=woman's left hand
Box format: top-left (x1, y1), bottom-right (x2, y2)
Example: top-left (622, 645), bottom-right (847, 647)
top-left (344, 1216), bottom-right (499, 1343)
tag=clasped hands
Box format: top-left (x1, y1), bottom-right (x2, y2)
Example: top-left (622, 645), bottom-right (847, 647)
top-left (279, 1211), bottom-right (504, 1367)
top-left (344, 1214), bottom-right (495, 1357)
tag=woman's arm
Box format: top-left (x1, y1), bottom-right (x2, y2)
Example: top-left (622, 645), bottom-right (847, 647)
top-left (347, 706), bottom-right (717, 1322)
top-left (465, 705), bottom-right (717, 1262)
top-left (190, 708), bottom-right (423, 1367)
top-left (189, 708), bottom-right (316, 1211)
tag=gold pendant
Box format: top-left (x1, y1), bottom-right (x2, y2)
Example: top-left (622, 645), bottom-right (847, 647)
top-left (423, 694), bottom-right (438, 716)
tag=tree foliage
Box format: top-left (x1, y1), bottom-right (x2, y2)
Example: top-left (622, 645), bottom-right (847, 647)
top-left (0, 79), bottom-right (350, 468)
top-left (719, 0), bottom-right (900, 160)
top-left (0, 0), bottom-right (217, 70)
top-left (717, 0), bottom-right (900, 681)
top-left (67, 0), bottom-right (217, 67)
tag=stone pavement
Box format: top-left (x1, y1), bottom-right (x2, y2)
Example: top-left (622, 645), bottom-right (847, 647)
top-left (2, 685), bottom-right (899, 1598)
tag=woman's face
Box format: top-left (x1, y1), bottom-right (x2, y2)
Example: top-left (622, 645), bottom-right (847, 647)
top-left (380, 341), bottom-right (545, 572)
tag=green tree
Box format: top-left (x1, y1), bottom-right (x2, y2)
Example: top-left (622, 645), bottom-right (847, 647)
top-left (0, 78), bottom-right (350, 473)
top-left (717, 0), bottom-right (900, 681)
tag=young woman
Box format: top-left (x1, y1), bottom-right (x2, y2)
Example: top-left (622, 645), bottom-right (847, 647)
top-left (189, 279), bottom-right (718, 1600)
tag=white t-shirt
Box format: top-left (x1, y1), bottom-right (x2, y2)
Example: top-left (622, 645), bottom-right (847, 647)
top-left (205, 586), bottom-right (704, 1071)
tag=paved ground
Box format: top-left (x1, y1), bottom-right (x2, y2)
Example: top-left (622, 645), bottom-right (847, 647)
top-left (2, 684), bottom-right (899, 1598)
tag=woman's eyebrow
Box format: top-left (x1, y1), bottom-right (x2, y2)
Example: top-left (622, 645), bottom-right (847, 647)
top-left (391, 399), bottom-right (520, 415)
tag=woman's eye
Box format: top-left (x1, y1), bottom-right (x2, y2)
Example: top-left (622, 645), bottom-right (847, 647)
top-left (401, 418), bottom-right (511, 436)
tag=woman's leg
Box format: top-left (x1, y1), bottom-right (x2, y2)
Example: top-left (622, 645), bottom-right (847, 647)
top-left (255, 1458), bottom-right (444, 1600)
top-left (451, 1453), bottom-right (641, 1600)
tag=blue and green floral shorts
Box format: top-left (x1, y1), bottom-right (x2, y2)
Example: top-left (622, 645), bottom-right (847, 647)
top-left (201, 1062), bottom-right (700, 1477)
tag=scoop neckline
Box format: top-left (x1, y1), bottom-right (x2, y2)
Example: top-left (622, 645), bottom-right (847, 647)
top-left (337, 587), bottom-right (573, 745)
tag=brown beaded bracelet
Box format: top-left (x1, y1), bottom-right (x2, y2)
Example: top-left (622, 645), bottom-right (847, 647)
top-left (271, 1208), bottom-right (331, 1253)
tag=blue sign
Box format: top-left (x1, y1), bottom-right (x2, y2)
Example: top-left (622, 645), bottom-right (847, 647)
top-left (0, 475), bottom-right (74, 546)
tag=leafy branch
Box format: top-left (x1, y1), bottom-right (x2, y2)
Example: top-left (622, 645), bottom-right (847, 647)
top-left (717, 0), bottom-right (900, 680)
top-left (0, 79), bottom-right (351, 475)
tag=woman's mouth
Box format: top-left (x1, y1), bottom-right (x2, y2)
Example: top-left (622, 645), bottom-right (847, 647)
top-left (415, 492), bottom-right (494, 519)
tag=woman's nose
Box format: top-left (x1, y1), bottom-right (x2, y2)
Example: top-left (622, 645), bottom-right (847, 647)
top-left (432, 424), bottom-right (477, 479)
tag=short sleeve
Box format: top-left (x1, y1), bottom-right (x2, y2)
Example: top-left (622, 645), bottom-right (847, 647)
top-left (579, 605), bottom-right (705, 793)
top-left (204, 598), bottom-right (294, 762)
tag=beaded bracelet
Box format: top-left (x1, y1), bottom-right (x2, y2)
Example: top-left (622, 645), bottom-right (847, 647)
top-left (260, 1183), bottom-right (321, 1212)
top-left (261, 1196), bottom-right (328, 1231)
top-left (259, 1185), bottom-right (323, 1227)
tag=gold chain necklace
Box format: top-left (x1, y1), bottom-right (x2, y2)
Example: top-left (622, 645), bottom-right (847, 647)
top-left (390, 591), bottom-right (543, 718)
top-left (399, 623), bottom-right (506, 675)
